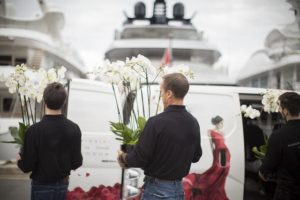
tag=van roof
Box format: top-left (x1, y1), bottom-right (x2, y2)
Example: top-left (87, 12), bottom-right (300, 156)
top-left (71, 78), bottom-right (280, 96)
top-left (189, 84), bottom-right (268, 95)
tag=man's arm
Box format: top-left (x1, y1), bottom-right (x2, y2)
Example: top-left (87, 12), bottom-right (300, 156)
top-left (192, 122), bottom-right (202, 163)
top-left (71, 125), bottom-right (83, 170)
top-left (125, 118), bottom-right (156, 168)
top-left (17, 127), bottom-right (37, 173)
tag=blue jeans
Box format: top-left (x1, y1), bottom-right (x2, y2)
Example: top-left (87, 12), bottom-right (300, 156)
top-left (31, 179), bottom-right (69, 200)
top-left (141, 176), bottom-right (184, 200)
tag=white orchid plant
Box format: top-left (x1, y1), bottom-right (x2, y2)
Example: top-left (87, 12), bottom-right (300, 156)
top-left (262, 89), bottom-right (283, 113)
top-left (240, 105), bottom-right (261, 119)
top-left (249, 89), bottom-right (283, 159)
top-left (240, 89), bottom-right (283, 120)
top-left (91, 54), bottom-right (193, 145)
top-left (0, 64), bottom-right (67, 146)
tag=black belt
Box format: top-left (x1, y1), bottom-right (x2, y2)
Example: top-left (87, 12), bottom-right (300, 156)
top-left (62, 176), bottom-right (69, 183)
top-left (32, 176), bottom-right (69, 185)
top-left (144, 176), bottom-right (181, 183)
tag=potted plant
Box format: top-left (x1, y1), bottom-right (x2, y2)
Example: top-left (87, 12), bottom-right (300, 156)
top-left (240, 89), bottom-right (283, 160)
top-left (91, 55), bottom-right (194, 148)
top-left (0, 64), bottom-right (67, 146)
top-left (90, 54), bottom-right (194, 199)
top-left (110, 116), bottom-right (146, 153)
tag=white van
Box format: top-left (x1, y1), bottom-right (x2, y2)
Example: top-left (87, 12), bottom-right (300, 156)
top-left (66, 78), bottom-right (281, 200)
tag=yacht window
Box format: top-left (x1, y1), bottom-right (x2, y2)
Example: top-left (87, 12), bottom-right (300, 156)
top-left (251, 78), bottom-right (258, 87)
top-left (121, 27), bottom-right (199, 40)
top-left (0, 56), bottom-right (12, 66)
top-left (106, 48), bottom-right (219, 65)
top-left (297, 65), bottom-right (300, 82)
top-left (15, 58), bottom-right (27, 65)
top-left (3, 98), bottom-right (13, 112)
top-left (276, 72), bottom-right (281, 88)
top-left (282, 68), bottom-right (293, 90)
top-left (260, 76), bottom-right (268, 88)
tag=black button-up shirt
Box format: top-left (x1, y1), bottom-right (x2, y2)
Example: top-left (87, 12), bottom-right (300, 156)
top-left (17, 115), bottom-right (83, 182)
top-left (260, 119), bottom-right (300, 183)
top-left (126, 105), bottom-right (202, 180)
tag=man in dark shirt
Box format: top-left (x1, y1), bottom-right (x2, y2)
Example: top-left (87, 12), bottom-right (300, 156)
top-left (259, 92), bottom-right (300, 200)
top-left (118, 73), bottom-right (202, 199)
top-left (18, 82), bottom-right (83, 200)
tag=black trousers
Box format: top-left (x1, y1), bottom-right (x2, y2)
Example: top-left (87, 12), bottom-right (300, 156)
top-left (273, 181), bottom-right (300, 200)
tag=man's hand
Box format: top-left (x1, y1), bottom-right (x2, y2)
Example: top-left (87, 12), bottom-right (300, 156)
top-left (117, 151), bottom-right (127, 169)
top-left (16, 153), bottom-right (21, 161)
top-left (259, 171), bottom-right (269, 182)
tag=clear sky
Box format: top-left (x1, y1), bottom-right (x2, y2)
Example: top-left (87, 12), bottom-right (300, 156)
top-left (49, 0), bottom-right (294, 78)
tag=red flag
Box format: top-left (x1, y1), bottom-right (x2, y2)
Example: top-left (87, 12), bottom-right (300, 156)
top-left (160, 48), bottom-right (172, 67)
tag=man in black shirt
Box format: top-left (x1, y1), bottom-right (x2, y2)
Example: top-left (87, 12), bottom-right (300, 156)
top-left (118, 73), bottom-right (202, 199)
top-left (18, 82), bottom-right (82, 200)
top-left (259, 92), bottom-right (300, 200)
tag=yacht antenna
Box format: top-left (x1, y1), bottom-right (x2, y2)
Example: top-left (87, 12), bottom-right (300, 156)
top-left (123, 0), bottom-right (195, 25)
top-left (151, 0), bottom-right (167, 24)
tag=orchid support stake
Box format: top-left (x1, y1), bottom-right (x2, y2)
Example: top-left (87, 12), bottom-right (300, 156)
top-left (23, 96), bottom-right (30, 126)
top-left (145, 70), bottom-right (151, 118)
top-left (140, 83), bottom-right (145, 118)
top-left (112, 84), bottom-right (122, 123)
top-left (17, 90), bottom-right (25, 124)
top-left (28, 98), bottom-right (35, 124)
top-left (34, 99), bottom-right (37, 123)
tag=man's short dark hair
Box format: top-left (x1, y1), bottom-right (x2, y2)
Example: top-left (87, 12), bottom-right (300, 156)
top-left (43, 82), bottom-right (67, 110)
top-left (279, 92), bottom-right (300, 116)
top-left (162, 73), bottom-right (189, 99)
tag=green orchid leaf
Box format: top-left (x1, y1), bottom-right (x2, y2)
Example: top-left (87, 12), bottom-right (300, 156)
top-left (1, 122), bottom-right (29, 145)
top-left (259, 144), bottom-right (268, 153)
top-left (111, 129), bottom-right (125, 135)
top-left (8, 127), bottom-right (18, 139)
top-left (137, 116), bottom-right (147, 131)
top-left (15, 137), bottom-right (23, 145)
top-left (110, 122), bottom-right (125, 130)
top-left (252, 146), bottom-right (266, 159)
top-left (18, 122), bottom-right (29, 145)
top-left (113, 132), bottom-right (123, 137)
top-left (132, 129), bottom-right (141, 141)
top-left (122, 128), bottom-right (134, 143)
top-left (110, 119), bottom-right (144, 145)
top-left (1, 141), bottom-right (18, 144)
top-left (264, 135), bottom-right (269, 144)
top-left (128, 140), bottom-right (138, 145)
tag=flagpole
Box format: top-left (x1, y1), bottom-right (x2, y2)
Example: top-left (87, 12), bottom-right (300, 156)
top-left (160, 33), bottom-right (173, 67)
top-left (168, 33), bottom-right (173, 67)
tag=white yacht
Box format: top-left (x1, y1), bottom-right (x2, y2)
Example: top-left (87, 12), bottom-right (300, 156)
top-left (105, 0), bottom-right (235, 85)
top-left (237, 0), bottom-right (300, 91)
top-left (0, 0), bottom-right (86, 160)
